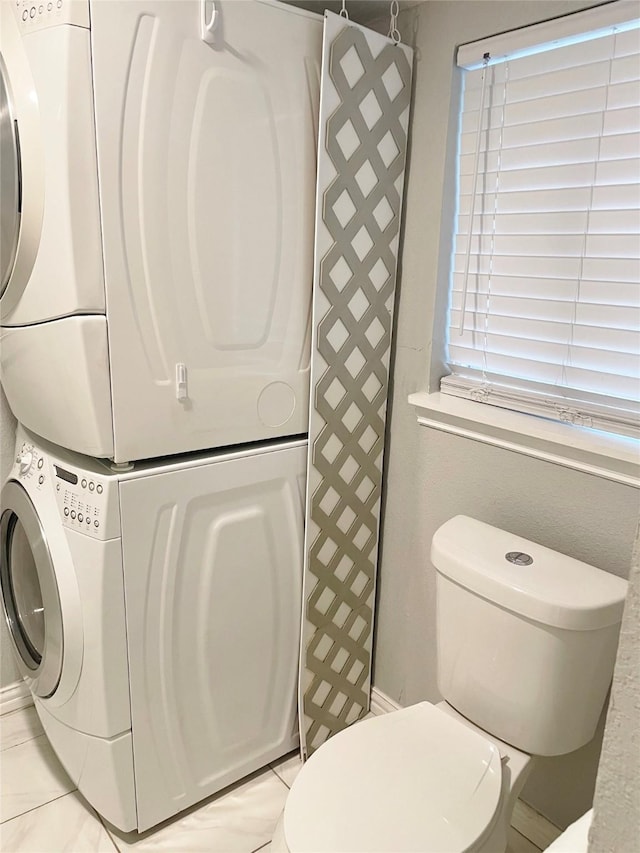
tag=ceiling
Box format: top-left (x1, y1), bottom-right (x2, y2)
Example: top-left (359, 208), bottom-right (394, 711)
top-left (281, 1), bottom-right (422, 26)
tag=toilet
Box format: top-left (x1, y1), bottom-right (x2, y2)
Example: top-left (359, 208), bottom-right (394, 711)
top-left (272, 515), bottom-right (628, 853)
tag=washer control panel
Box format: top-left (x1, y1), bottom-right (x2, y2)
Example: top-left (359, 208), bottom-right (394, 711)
top-left (54, 466), bottom-right (108, 540)
top-left (13, 0), bottom-right (89, 33)
top-left (14, 441), bottom-right (116, 540)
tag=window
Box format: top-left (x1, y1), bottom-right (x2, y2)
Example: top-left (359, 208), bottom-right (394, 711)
top-left (443, 1), bottom-right (640, 439)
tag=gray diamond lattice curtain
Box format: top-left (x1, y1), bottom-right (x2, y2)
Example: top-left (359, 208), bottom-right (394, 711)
top-left (299, 11), bottom-right (413, 758)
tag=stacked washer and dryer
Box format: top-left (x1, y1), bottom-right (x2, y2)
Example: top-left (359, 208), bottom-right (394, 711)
top-left (0, 0), bottom-right (322, 832)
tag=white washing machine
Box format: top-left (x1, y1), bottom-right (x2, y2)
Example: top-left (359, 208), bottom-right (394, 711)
top-left (0, 425), bottom-right (306, 831)
top-left (0, 0), bottom-right (321, 463)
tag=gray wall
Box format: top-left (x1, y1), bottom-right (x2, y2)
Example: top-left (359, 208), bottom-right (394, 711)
top-left (0, 386), bottom-right (19, 688)
top-left (374, 0), bottom-right (640, 830)
top-left (589, 522), bottom-right (640, 851)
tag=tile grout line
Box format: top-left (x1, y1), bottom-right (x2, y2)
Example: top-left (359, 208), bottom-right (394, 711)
top-left (0, 731), bottom-right (48, 755)
top-left (96, 815), bottom-right (120, 853)
top-left (0, 731), bottom-right (45, 754)
top-left (0, 788), bottom-right (79, 827)
top-left (268, 764), bottom-right (292, 789)
top-left (97, 811), bottom-right (126, 853)
top-left (96, 764), bottom-right (289, 852)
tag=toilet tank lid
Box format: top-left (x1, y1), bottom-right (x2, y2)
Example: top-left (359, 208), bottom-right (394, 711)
top-left (431, 516), bottom-right (628, 630)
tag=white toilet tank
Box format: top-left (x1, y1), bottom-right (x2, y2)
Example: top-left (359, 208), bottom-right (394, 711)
top-left (431, 516), bottom-right (628, 757)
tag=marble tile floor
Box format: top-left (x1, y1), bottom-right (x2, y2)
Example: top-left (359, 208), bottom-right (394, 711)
top-left (0, 706), bottom-right (542, 853)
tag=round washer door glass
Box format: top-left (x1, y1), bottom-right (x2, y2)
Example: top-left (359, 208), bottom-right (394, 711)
top-left (0, 481), bottom-right (63, 696)
top-left (5, 515), bottom-right (45, 663)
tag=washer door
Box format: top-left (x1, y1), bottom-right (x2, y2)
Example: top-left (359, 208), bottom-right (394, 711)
top-left (0, 480), bottom-right (63, 697)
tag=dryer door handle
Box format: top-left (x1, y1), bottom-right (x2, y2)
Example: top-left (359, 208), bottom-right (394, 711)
top-left (200, 0), bottom-right (218, 44)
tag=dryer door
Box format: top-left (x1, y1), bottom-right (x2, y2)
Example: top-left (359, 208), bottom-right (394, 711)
top-left (0, 59), bottom-right (21, 297)
top-left (0, 480), bottom-right (63, 697)
top-left (0, 2), bottom-right (104, 325)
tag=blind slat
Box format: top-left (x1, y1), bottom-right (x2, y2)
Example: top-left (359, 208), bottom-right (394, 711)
top-left (458, 159), bottom-right (640, 197)
top-left (459, 132), bottom-right (640, 175)
top-left (449, 339), bottom-right (640, 378)
top-left (443, 371), bottom-right (640, 416)
top-left (457, 211), bottom-right (640, 236)
top-left (456, 234), bottom-right (588, 258)
top-left (460, 112), bottom-right (639, 155)
top-left (461, 124), bottom-right (640, 162)
top-left (455, 235), bottom-right (640, 260)
top-left (441, 374), bottom-right (639, 439)
top-left (451, 274), bottom-right (640, 305)
top-left (450, 294), bottom-right (640, 323)
top-left (452, 254), bottom-right (640, 281)
top-left (448, 311), bottom-right (640, 351)
top-left (447, 346), bottom-right (640, 399)
top-left (457, 184), bottom-right (640, 214)
top-left (463, 64), bottom-right (638, 112)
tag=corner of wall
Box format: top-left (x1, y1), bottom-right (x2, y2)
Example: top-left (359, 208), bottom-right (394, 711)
top-left (588, 521), bottom-right (640, 851)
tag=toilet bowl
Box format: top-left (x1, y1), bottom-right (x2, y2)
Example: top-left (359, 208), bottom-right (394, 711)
top-left (273, 516), bottom-right (627, 853)
top-left (271, 701), bottom-right (532, 853)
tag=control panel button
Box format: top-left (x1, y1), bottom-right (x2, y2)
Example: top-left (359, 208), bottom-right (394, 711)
top-left (64, 507), bottom-right (69, 517)
top-left (70, 510), bottom-right (76, 520)
top-left (88, 481), bottom-right (95, 492)
top-left (22, 9), bottom-right (28, 19)
top-left (38, 475), bottom-right (44, 484)
top-left (18, 451), bottom-right (34, 476)
top-left (78, 513), bottom-right (83, 523)
top-left (96, 484), bottom-right (103, 494)
top-left (94, 520), bottom-right (99, 528)
top-left (37, 458), bottom-right (44, 469)
top-left (86, 517), bottom-right (91, 525)
top-left (81, 478), bottom-right (87, 488)
top-left (30, 6), bottom-right (36, 18)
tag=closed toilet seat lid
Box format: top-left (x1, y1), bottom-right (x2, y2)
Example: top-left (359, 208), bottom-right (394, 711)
top-left (285, 703), bottom-right (502, 853)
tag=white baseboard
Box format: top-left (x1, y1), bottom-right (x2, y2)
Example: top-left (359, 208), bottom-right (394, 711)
top-left (0, 680), bottom-right (33, 716)
top-left (370, 686), bottom-right (402, 716)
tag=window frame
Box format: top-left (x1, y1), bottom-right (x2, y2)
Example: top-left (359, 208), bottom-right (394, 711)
top-left (410, 1), bottom-right (640, 486)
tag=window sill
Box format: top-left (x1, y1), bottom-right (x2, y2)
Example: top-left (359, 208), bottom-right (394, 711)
top-left (408, 391), bottom-right (640, 488)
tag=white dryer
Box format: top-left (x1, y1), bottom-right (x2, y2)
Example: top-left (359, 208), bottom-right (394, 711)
top-left (0, 425), bottom-right (306, 831)
top-left (0, 0), bottom-right (321, 463)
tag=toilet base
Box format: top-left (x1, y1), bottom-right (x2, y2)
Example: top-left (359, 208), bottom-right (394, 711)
top-left (473, 762), bottom-right (531, 853)
top-left (436, 702), bottom-right (534, 853)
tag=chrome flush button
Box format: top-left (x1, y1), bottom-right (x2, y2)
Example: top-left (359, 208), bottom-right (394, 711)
top-left (506, 551), bottom-right (533, 566)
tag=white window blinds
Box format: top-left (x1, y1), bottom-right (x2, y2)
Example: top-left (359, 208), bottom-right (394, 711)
top-left (444, 2), bottom-right (640, 439)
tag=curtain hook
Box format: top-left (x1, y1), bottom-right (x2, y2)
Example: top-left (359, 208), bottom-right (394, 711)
top-left (388, 0), bottom-right (401, 44)
top-left (340, 0), bottom-right (349, 20)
